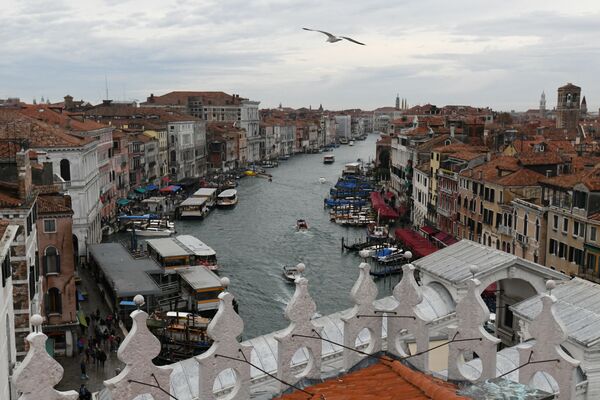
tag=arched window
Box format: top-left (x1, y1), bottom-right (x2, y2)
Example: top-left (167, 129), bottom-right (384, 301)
top-left (523, 214), bottom-right (528, 236)
top-left (43, 246), bottom-right (60, 274)
top-left (59, 159), bottom-right (71, 181)
top-left (507, 243), bottom-right (511, 254)
top-left (496, 241), bottom-right (500, 250)
top-left (46, 287), bottom-right (62, 314)
top-left (488, 236), bottom-right (491, 247)
top-left (535, 219), bottom-right (540, 242)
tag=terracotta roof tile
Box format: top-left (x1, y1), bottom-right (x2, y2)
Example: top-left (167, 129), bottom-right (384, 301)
top-left (496, 168), bottom-right (545, 187)
top-left (275, 358), bottom-right (466, 400)
top-left (517, 151), bottom-right (563, 166)
top-left (19, 105), bottom-right (107, 131)
top-left (0, 220), bottom-right (10, 239)
top-left (0, 192), bottom-right (22, 207)
top-left (141, 91), bottom-right (245, 107)
top-left (37, 195), bottom-right (73, 214)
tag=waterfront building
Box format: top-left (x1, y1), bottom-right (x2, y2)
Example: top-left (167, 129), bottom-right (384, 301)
top-left (412, 161), bottom-right (430, 229)
top-left (0, 148), bottom-right (42, 358)
top-left (207, 122), bottom-right (247, 170)
top-left (556, 82), bottom-right (581, 132)
top-left (111, 130), bottom-right (130, 200)
top-left (167, 119), bottom-right (207, 180)
top-left (36, 191), bottom-right (78, 357)
top-left (334, 115), bottom-right (351, 141)
top-left (511, 197), bottom-right (547, 266)
top-left (0, 222), bottom-right (18, 400)
top-left (9, 108), bottom-right (103, 258)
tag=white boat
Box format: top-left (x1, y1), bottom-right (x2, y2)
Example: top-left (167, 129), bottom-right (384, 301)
top-left (339, 138), bottom-right (349, 145)
top-left (217, 189), bottom-right (238, 207)
top-left (349, 140), bottom-right (355, 146)
top-left (323, 155), bottom-right (335, 164)
top-left (191, 188), bottom-right (218, 208)
top-left (128, 219), bottom-right (175, 237)
top-left (178, 197), bottom-right (209, 218)
top-left (282, 265), bottom-right (302, 282)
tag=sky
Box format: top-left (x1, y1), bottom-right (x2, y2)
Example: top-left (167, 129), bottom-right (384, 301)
top-left (1, 0), bottom-right (600, 112)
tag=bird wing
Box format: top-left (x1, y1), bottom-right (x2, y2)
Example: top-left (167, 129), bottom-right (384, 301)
top-left (302, 28), bottom-right (337, 40)
top-left (341, 36), bottom-right (366, 46)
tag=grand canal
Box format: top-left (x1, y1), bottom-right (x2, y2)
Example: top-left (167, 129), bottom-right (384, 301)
top-left (174, 134), bottom-right (395, 339)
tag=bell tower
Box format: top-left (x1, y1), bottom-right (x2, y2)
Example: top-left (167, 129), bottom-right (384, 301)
top-left (556, 83), bottom-right (581, 132)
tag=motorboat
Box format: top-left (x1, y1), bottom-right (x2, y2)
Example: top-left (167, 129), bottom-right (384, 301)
top-left (323, 155), bottom-right (335, 164)
top-left (296, 219), bottom-right (309, 230)
top-left (349, 140), bottom-right (355, 146)
top-left (319, 177), bottom-right (327, 184)
top-left (283, 265), bottom-right (302, 282)
top-left (367, 224), bottom-right (389, 240)
top-left (127, 219), bottom-right (175, 237)
top-left (217, 189), bottom-right (238, 207)
top-left (339, 138), bottom-right (349, 145)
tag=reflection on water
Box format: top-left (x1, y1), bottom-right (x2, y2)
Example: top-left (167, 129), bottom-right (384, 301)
top-left (165, 135), bottom-right (397, 339)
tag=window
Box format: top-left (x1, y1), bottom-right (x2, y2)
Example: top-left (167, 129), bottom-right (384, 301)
top-left (592, 227), bottom-right (597, 242)
top-left (1, 253), bottom-right (10, 287)
top-left (587, 253), bottom-right (597, 272)
top-left (59, 159), bottom-right (71, 181)
top-left (43, 246), bottom-right (60, 274)
top-left (553, 215), bottom-right (558, 230)
top-left (549, 239), bottom-right (556, 255)
top-left (558, 242), bottom-right (566, 258)
top-left (504, 307), bottom-right (514, 329)
top-left (535, 219), bottom-right (540, 241)
top-left (523, 214), bottom-right (528, 236)
top-left (46, 288), bottom-right (62, 314)
top-left (43, 219), bottom-right (56, 233)
top-left (562, 218), bottom-right (569, 233)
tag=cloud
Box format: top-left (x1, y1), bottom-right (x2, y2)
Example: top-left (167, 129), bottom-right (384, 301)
top-left (1, 0), bottom-right (599, 111)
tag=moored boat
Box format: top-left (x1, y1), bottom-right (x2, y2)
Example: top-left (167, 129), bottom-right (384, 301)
top-left (349, 140), bottom-right (355, 146)
top-left (323, 155), bottom-right (335, 164)
top-left (282, 264), bottom-right (304, 282)
top-left (367, 224), bottom-right (389, 240)
top-left (217, 189), bottom-right (238, 207)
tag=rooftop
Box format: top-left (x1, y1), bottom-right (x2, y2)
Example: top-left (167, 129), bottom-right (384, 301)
top-left (89, 243), bottom-right (162, 297)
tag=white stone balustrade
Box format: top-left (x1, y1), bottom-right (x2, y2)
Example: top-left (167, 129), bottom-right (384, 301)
top-left (341, 262), bottom-right (381, 371)
top-left (517, 281), bottom-right (580, 400)
top-left (12, 315), bottom-right (78, 400)
top-left (386, 263), bottom-right (430, 371)
top-left (275, 274), bottom-right (322, 391)
top-left (104, 295), bottom-right (173, 400)
top-left (197, 278), bottom-right (253, 400)
top-left (447, 278), bottom-right (500, 382)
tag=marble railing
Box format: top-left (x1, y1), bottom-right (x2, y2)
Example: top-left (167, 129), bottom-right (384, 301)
top-left (12, 262), bottom-right (581, 400)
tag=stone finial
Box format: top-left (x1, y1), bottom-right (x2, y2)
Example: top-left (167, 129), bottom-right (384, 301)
top-left (517, 294), bottom-right (579, 400)
top-left (341, 263), bottom-right (381, 370)
top-left (447, 279), bottom-right (500, 382)
top-left (104, 297), bottom-right (173, 400)
top-left (12, 315), bottom-right (78, 400)
top-left (546, 279), bottom-right (556, 294)
top-left (275, 276), bottom-right (322, 390)
top-left (387, 263), bottom-right (430, 371)
top-left (197, 291), bottom-right (252, 400)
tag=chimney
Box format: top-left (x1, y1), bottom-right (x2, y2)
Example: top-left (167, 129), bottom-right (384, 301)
top-left (16, 150), bottom-right (32, 201)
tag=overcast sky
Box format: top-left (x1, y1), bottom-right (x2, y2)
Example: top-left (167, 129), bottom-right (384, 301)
top-left (2, 0), bottom-right (599, 111)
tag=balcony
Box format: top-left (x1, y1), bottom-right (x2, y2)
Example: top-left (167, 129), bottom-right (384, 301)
top-left (437, 207), bottom-right (452, 218)
top-left (516, 232), bottom-right (529, 246)
top-left (498, 225), bottom-right (513, 236)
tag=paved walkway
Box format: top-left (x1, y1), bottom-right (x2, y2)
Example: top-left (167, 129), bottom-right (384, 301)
top-left (56, 264), bottom-right (125, 393)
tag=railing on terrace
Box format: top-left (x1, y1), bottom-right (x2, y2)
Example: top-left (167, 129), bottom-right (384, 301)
top-left (12, 262), bottom-right (580, 400)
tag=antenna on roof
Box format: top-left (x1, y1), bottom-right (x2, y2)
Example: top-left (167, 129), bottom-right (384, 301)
top-left (104, 73), bottom-right (109, 101)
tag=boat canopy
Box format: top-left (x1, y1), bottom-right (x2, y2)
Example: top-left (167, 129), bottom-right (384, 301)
top-left (146, 184), bottom-right (159, 191)
top-left (134, 187), bottom-right (146, 194)
top-left (218, 189), bottom-right (237, 198)
top-left (193, 188), bottom-right (218, 197)
top-left (180, 197), bottom-right (207, 207)
top-left (177, 267), bottom-right (222, 290)
top-left (118, 214), bottom-right (160, 220)
top-left (175, 235), bottom-right (216, 257)
top-left (370, 192), bottom-right (400, 219)
top-left (116, 198), bottom-right (130, 206)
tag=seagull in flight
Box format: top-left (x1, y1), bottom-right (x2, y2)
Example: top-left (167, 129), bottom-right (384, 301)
top-left (302, 28), bottom-right (366, 46)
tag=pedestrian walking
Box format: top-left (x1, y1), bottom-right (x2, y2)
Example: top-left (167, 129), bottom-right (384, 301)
top-left (80, 357), bottom-right (89, 380)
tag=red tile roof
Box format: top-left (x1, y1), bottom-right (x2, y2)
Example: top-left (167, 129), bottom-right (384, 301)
top-left (496, 168), bottom-right (545, 187)
top-left (37, 195), bottom-right (73, 214)
top-left (517, 151), bottom-right (563, 166)
top-left (141, 91), bottom-right (245, 107)
top-left (0, 192), bottom-right (22, 207)
top-left (275, 358), bottom-right (466, 400)
top-left (19, 105), bottom-right (107, 131)
top-left (0, 110), bottom-right (91, 148)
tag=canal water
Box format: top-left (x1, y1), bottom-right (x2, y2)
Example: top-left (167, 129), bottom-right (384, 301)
top-left (174, 134), bottom-right (397, 340)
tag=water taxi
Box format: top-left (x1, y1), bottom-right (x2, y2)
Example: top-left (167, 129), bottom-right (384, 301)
top-left (191, 188), bottom-right (218, 208)
top-left (146, 235), bottom-right (219, 272)
top-left (296, 219), bottom-right (309, 230)
top-left (217, 189), bottom-right (238, 207)
top-left (367, 224), bottom-right (389, 241)
top-left (323, 154), bottom-right (335, 164)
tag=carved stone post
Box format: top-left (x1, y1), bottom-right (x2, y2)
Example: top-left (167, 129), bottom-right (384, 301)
top-left (197, 278), bottom-right (253, 400)
top-left (447, 278), bottom-right (500, 382)
top-left (386, 263), bottom-right (430, 371)
top-left (517, 282), bottom-right (579, 400)
top-left (104, 295), bottom-right (173, 400)
top-left (275, 276), bottom-right (322, 391)
top-left (12, 315), bottom-right (78, 400)
top-left (341, 262), bottom-right (381, 371)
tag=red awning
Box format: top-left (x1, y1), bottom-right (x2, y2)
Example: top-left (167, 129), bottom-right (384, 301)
top-left (370, 192), bottom-right (399, 219)
top-left (483, 282), bottom-right (497, 295)
top-left (161, 176), bottom-right (172, 182)
top-left (420, 226), bottom-right (438, 236)
top-left (385, 191), bottom-right (394, 200)
top-left (394, 228), bottom-right (438, 258)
